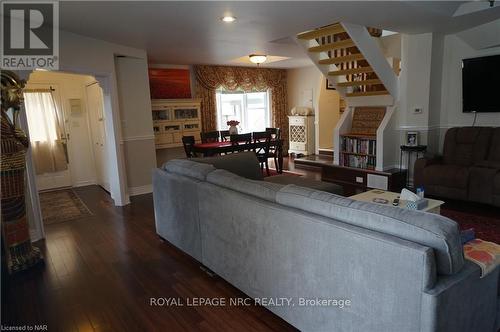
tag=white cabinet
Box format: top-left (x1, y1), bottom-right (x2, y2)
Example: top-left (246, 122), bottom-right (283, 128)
top-left (152, 99), bottom-right (202, 149)
top-left (288, 115), bottom-right (315, 155)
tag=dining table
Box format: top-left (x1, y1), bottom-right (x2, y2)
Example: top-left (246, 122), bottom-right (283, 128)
top-left (191, 138), bottom-right (284, 173)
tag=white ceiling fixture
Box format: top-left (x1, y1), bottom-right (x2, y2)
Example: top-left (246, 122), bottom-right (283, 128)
top-left (249, 54), bottom-right (267, 65)
top-left (221, 15), bottom-right (236, 23)
top-left (231, 55), bottom-right (290, 66)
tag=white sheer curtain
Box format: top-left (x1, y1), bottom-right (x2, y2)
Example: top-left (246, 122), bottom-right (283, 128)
top-left (23, 92), bottom-right (68, 174)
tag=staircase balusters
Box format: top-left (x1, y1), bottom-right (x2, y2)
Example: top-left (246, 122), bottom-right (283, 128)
top-left (299, 23), bottom-right (389, 97)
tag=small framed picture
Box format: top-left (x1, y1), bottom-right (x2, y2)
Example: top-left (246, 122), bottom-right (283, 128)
top-left (406, 131), bottom-right (418, 146)
top-left (326, 79), bottom-right (336, 90)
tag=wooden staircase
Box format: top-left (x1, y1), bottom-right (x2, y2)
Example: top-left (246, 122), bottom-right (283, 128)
top-left (297, 23), bottom-right (397, 99)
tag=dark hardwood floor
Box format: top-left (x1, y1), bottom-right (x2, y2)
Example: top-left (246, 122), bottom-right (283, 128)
top-left (269, 156), bottom-right (322, 181)
top-left (2, 186), bottom-right (297, 332)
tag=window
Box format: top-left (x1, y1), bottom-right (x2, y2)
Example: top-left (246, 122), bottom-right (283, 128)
top-left (24, 92), bottom-right (61, 143)
top-left (216, 89), bottom-right (270, 133)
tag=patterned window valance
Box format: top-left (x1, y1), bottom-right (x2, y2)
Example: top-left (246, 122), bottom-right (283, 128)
top-left (195, 65), bottom-right (286, 92)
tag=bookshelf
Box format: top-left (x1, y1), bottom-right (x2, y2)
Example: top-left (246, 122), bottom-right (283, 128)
top-left (340, 134), bottom-right (377, 170)
top-left (337, 107), bottom-right (385, 170)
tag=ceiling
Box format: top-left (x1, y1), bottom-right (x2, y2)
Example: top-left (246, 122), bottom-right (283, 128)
top-left (59, 1), bottom-right (500, 68)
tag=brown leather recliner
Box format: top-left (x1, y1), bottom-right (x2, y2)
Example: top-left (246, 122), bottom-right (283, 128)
top-left (414, 127), bottom-right (500, 207)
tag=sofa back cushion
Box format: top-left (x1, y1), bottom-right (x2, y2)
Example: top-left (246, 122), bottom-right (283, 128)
top-left (192, 152), bottom-right (263, 180)
top-left (443, 127), bottom-right (493, 166)
top-left (276, 185), bottom-right (464, 275)
top-left (206, 169), bottom-right (284, 202)
top-left (487, 127), bottom-right (500, 162)
top-left (163, 159), bottom-right (215, 181)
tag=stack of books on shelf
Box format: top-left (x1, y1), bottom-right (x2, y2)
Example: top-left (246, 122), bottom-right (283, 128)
top-left (342, 136), bottom-right (376, 155)
top-left (340, 135), bottom-right (376, 170)
top-left (340, 154), bottom-right (376, 169)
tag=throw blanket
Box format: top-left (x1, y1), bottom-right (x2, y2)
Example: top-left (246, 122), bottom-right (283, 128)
top-left (463, 239), bottom-right (500, 277)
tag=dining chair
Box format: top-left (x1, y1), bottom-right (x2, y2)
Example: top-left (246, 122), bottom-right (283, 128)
top-left (230, 133), bottom-right (253, 153)
top-left (252, 131), bottom-right (272, 175)
top-left (201, 131), bottom-right (220, 143)
top-left (266, 127), bottom-right (281, 140)
top-left (220, 130), bottom-right (231, 141)
top-left (182, 135), bottom-right (197, 158)
top-left (266, 127), bottom-right (281, 168)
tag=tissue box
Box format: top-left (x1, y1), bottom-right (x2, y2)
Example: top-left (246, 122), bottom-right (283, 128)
top-left (406, 198), bottom-right (429, 210)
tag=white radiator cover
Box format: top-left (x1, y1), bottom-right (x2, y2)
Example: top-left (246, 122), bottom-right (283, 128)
top-left (288, 115), bottom-right (315, 155)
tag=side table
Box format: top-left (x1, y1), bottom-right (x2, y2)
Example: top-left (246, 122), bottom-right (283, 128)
top-left (400, 145), bottom-right (427, 188)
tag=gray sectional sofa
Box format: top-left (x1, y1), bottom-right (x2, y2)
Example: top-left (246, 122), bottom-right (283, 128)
top-left (153, 154), bottom-right (500, 332)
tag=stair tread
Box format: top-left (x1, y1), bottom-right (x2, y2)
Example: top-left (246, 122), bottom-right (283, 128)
top-left (297, 23), bottom-right (344, 40)
top-left (308, 39), bottom-right (355, 53)
top-left (346, 90), bottom-right (389, 97)
top-left (328, 67), bottom-right (373, 76)
top-left (336, 79), bottom-right (382, 86)
top-left (318, 53), bottom-right (365, 65)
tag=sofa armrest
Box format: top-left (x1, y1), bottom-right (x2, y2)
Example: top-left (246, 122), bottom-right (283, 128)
top-left (421, 261), bottom-right (499, 332)
top-left (474, 160), bottom-right (500, 169)
top-left (414, 155), bottom-right (443, 189)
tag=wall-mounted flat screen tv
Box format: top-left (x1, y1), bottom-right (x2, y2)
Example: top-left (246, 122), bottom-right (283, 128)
top-left (462, 54), bottom-right (500, 113)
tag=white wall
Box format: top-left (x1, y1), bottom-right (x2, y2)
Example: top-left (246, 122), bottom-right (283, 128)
top-left (27, 71), bottom-right (97, 188)
top-left (156, 147), bottom-right (185, 167)
top-left (399, 33), bottom-right (433, 133)
top-left (115, 57), bottom-right (157, 195)
top-left (287, 65), bottom-right (341, 152)
top-left (427, 33), bottom-right (445, 154)
top-left (287, 66), bottom-right (322, 112)
top-left (317, 77), bottom-right (341, 150)
top-left (56, 30), bottom-right (153, 205)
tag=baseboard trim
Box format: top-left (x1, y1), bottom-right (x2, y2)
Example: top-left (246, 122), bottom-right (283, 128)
top-left (129, 184), bottom-right (153, 196)
top-left (73, 180), bottom-right (96, 188)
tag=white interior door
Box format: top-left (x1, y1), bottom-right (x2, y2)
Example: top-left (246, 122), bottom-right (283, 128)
top-left (86, 82), bottom-right (110, 192)
top-left (24, 85), bottom-right (72, 191)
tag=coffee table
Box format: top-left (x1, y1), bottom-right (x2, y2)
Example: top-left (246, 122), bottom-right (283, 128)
top-left (349, 189), bottom-right (444, 214)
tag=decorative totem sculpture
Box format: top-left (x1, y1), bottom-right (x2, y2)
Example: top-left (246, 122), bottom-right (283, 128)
top-left (1, 70), bottom-right (43, 273)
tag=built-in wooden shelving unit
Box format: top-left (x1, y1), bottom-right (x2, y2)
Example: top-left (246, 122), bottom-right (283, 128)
top-left (337, 107), bottom-right (384, 170)
top-left (340, 133), bottom-right (377, 169)
top-left (152, 99), bottom-right (201, 149)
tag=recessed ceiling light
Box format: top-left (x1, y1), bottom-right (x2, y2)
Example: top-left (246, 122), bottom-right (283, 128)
top-left (221, 16), bottom-right (236, 23)
top-left (249, 54), bottom-right (267, 65)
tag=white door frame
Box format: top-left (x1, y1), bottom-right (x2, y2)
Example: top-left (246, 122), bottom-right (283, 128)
top-left (93, 73), bottom-right (129, 205)
top-left (16, 67), bottom-right (130, 241)
top-left (84, 81), bottom-right (110, 192)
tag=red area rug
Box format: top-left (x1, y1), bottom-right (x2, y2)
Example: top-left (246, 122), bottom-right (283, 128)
top-left (441, 206), bottom-right (500, 244)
